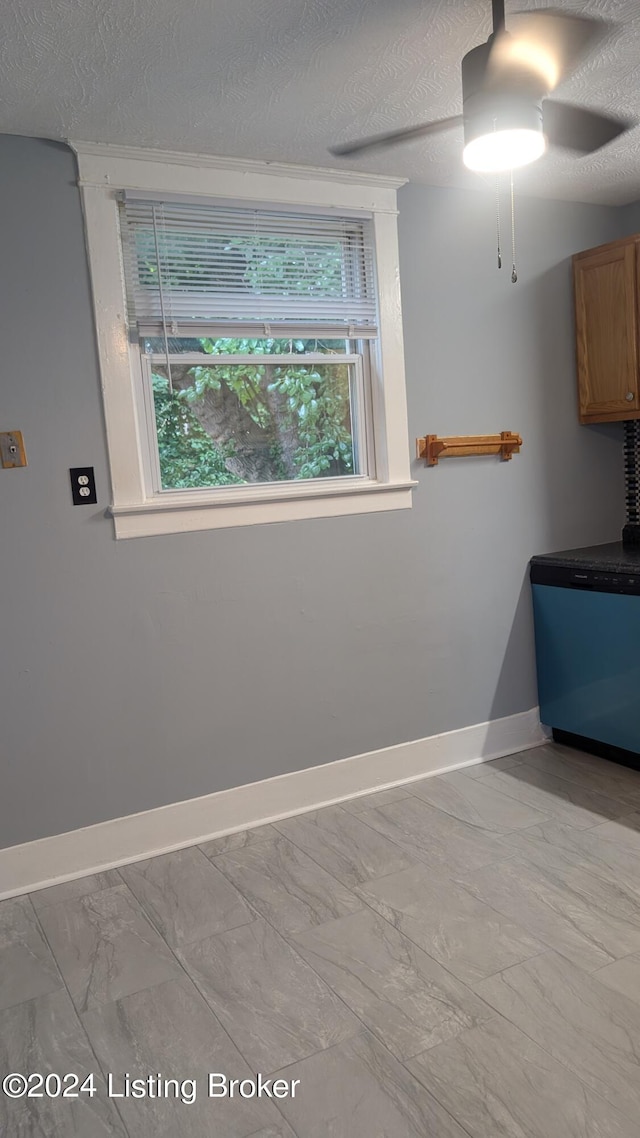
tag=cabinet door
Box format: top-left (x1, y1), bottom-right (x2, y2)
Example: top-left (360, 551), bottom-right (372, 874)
top-left (573, 240), bottom-right (639, 422)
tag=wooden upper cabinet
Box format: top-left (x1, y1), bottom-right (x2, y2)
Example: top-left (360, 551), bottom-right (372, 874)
top-left (573, 235), bottom-right (640, 422)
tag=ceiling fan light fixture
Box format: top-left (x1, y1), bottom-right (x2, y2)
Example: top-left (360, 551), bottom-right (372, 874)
top-left (463, 127), bottom-right (547, 172)
top-left (329, 5), bottom-right (631, 184)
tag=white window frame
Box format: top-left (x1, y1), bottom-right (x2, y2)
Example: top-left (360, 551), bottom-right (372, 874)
top-left (73, 142), bottom-right (415, 538)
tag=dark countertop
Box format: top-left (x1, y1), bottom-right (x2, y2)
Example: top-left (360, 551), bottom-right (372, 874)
top-left (531, 542), bottom-right (640, 573)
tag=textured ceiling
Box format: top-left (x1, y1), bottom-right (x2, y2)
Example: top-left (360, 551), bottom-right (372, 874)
top-left (2, 0), bottom-right (640, 204)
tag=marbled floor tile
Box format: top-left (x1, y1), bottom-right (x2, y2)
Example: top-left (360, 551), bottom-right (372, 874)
top-left (499, 819), bottom-right (640, 899)
top-left (479, 765), bottom-right (632, 829)
top-left (0, 896), bottom-right (61, 1011)
top-left (274, 1030), bottom-right (469, 1138)
top-left (355, 863), bottom-right (543, 985)
top-left (475, 950), bottom-right (640, 1124)
top-left (587, 812), bottom-right (640, 850)
top-left (356, 796), bottom-right (504, 877)
top-left (213, 832), bottom-right (362, 938)
top-left (339, 786), bottom-right (413, 814)
top-left (498, 824), bottom-right (640, 913)
top-left (523, 744), bottom-right (640, 807)
top-left (292, 908), bottom-right (494, 1060)
top-left (407, 1015), bottom-right (638, 1138)
top-left (458, 856), bottom-right (635, 972)
top-left (82, 977), bottom-right (285, 1138)
top-left (409, 769), bottom-right (551, 833)
top-left (462, 754), bottom-right (526, 780)
top-left (246, 1126), bottom-right (297, 1138)
top-left (273, 806), bottom-right (415, 889)
top-left (200, 824), bottom-right (278, 858)
top-left (178, 917), bottom-right (359, 1071)
top-left (594, 952), bottom-right (640, 1004)
top-left (120, 845), bottom-right (253, 946)
top-left (0, 988), bottom-right (127, 1138)
top-left (30, 870), bottom-right (123, 915)
top-left (38, 883), bottom-right (181, 1014)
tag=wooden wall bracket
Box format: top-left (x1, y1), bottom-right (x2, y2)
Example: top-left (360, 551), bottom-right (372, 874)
top-left (416, 431), bottom-right (522, 467)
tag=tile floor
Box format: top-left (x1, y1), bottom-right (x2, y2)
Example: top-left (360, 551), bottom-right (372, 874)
top-left (3, 742), bottom-right (640, 1137)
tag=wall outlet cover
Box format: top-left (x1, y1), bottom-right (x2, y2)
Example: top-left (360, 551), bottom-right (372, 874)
top-left (70, 467), bottom-right (97, 505)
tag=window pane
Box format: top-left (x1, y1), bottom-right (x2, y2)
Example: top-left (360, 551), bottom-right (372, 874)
top-left (152, 358), bottom-right (357, 490)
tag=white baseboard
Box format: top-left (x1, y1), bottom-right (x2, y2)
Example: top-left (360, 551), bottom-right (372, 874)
top-left (0, 707), bottom-right (547, 900)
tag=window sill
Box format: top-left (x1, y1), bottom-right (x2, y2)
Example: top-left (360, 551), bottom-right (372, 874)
top-left (110, 479), bottom-right (416, 539)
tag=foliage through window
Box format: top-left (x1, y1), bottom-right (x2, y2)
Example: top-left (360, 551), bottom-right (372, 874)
top-left (147, 338), bottom-right (360, 489)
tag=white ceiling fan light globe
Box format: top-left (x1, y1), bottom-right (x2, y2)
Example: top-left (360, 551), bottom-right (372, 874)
top-left (462, 127), bottom-right (547, 172)
top-left (461, 38), bottom-right (548, 175)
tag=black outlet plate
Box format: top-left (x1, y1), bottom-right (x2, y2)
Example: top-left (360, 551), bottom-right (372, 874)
top-left (70, 467), bottom-right (97, 505)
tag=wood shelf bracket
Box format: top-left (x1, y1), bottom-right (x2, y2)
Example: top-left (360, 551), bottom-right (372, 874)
top-left (416, 431), bottom-right (522, 466)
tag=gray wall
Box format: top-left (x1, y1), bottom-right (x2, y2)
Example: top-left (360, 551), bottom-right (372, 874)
top-left (0, 135), bottom-right (625, 848)
top-left (620, 198), bottom-right (640, 235)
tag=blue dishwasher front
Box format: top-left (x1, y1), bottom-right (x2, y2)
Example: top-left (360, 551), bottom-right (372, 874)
top-left (531, 567), bottom-right (640, 755)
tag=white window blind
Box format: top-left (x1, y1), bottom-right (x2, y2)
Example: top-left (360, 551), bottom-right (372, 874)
top-left (120, 197), bottom-right (378, 338)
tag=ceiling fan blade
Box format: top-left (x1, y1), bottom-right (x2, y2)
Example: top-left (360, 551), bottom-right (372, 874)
top-left (543, 100), bottom-right (632, 154)
top-left (487, 11), bottom-right (611, 94)
top-left (329, 115), bottom-right (463, 157)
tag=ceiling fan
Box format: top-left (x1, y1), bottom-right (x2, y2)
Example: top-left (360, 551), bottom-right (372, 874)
top-left (330, 1), bottom-right (632, 174)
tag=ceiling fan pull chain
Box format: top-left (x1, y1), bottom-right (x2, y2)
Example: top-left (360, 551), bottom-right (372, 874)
top-left (496, 175), bottom-right (502, 269)
top-left (510, 169), bottom-right (518, 284)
